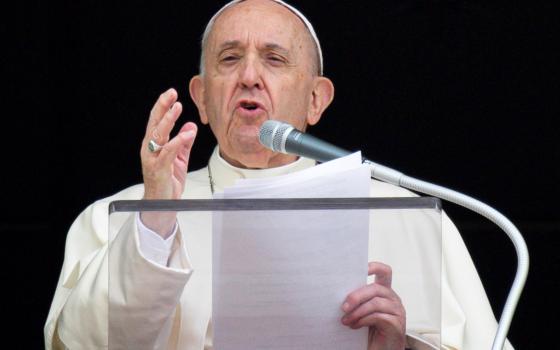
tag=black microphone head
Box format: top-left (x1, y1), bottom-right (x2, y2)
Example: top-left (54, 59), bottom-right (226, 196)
top-left (259, 120), bottom-right (294, 152)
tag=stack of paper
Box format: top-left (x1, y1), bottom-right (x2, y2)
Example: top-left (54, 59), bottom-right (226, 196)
top-left (212, 152), bottom-right (371, 350)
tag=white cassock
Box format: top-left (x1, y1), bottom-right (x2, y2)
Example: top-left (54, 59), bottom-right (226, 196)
top-left (45, 147), bottom-right (513, 350)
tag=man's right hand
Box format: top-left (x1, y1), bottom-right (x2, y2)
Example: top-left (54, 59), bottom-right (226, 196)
top-left (140, 88), bottom-right (197, 238)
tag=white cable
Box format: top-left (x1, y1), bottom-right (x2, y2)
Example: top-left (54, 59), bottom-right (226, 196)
top-left (364, 160), bottom-right (529, 350)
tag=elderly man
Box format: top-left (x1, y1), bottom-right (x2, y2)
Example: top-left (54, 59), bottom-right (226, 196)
top-left (45, 1), bottom-right (511, 349)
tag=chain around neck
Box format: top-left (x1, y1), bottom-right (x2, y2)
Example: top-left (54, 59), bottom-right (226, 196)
top-left (207, 163), bottom-right (215, 195)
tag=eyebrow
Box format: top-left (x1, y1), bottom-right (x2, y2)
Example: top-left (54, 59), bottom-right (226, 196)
top-left (263, 43), bottom-right (290, 56)
top-left (218, 40), bottom-right (241, 52)
top-left (217, 40), bottom-right (290, 55)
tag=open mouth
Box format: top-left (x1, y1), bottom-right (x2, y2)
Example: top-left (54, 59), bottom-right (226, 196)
top-left (237, 100), bottom-right (264, 113)
top-left (240, 101), bottom-right (259, 111)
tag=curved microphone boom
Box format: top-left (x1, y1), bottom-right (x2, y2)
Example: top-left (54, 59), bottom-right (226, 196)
top-left (258, 120), bottom-right (529, 350)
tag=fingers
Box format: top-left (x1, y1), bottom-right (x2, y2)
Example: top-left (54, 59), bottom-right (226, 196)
top-left (341, 290), bottom-right (404, 327)
top-left (142, 89), bottom-right (182, 156)
top-left (142, 124), bottom-right (197, 200)
top-left (342, 283), bottom-right (396, 315)
top-left (341, 268), bottom-right (406, 349)
top-left (341, 261), bottom-right (403, 329)
top-left (154, 101), bottom-right (183, 144)
top-left (348, 311), bottom-right (404, 332)
top-left (173, 123), bottom-right (198, 175)
top-left (158, 124), bottom-right (197, 171)
top-left (146, 88), bottom-right (178, 134)
top-left (368, 261), bottom-right (392, 288)
top-left (169, 125), bottom-right (196, 196)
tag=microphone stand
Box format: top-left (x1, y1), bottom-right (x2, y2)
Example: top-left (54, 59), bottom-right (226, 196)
top-left (363, 159), bottom-right (529, 350)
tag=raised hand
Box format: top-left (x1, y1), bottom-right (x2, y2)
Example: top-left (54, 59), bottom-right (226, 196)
top-left (140, 88), bottom-right (198, 237)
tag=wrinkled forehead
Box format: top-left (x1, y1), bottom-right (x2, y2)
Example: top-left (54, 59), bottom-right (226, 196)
top-left (203, 0), bottom-right (323, 75)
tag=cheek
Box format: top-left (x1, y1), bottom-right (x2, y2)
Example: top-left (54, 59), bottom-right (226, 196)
top-left (206, 81), bottom-right (229, 122)
top-left (210, 80), bottom-right (239, 143)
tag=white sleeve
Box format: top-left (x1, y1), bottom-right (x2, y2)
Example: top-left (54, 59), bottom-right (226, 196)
top-left (45, 201), bottom-right (193, 350)
top-left (136, 213), bottom-right (178, 267)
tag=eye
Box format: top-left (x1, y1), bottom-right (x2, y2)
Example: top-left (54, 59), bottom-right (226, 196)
top-left (266, 54), bottom-right (286, 65)
top-left (220, 55), bottom-right (240, 64)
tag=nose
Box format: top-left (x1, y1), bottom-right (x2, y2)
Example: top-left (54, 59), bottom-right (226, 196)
top-left (238, 54), bottom-right (264, 90)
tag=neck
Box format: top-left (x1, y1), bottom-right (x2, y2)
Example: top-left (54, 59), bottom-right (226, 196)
top-left (208, 146), bottom-right (316, 193)
top-left (219, 149), bottom-right (299, 169)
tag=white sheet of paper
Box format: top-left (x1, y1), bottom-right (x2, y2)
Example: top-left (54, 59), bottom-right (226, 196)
top-left (213, 153), bottom-right (371, 349)
top-left (223, 152), bottom-right (364, 196)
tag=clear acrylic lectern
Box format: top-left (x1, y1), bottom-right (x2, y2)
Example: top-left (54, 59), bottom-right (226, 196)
top-left (107, 197), bottom-right (442, 350)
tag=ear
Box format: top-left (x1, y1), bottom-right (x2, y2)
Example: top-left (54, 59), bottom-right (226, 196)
top-left (189, 75), bottom-right (208, 125)
top-left (306, 76), bottom-right (335, 126)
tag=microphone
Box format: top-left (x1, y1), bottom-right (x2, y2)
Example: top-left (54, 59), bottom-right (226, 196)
top-left (258, 120), bottom-right (351, 163)
top-left (258, 120), bottom-right (402, 183)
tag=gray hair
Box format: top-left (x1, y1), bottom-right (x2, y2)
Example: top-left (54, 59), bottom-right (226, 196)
top-left (198, 0), bottom-right (324, 76)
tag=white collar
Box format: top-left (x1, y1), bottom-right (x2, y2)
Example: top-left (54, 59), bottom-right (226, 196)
top-left (207, 147), bottom-right (316, 192)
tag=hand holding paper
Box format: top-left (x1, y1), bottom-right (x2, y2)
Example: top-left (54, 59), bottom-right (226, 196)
top-left (342, 262), bottom-right (406, 350)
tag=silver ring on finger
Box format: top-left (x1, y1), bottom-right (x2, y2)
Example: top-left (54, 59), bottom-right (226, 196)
top-left (148, 139), bottom-right (163, 153)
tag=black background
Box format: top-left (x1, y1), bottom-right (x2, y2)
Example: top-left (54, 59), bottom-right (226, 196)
top-left (6, 0), bottom-right (559, 348)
